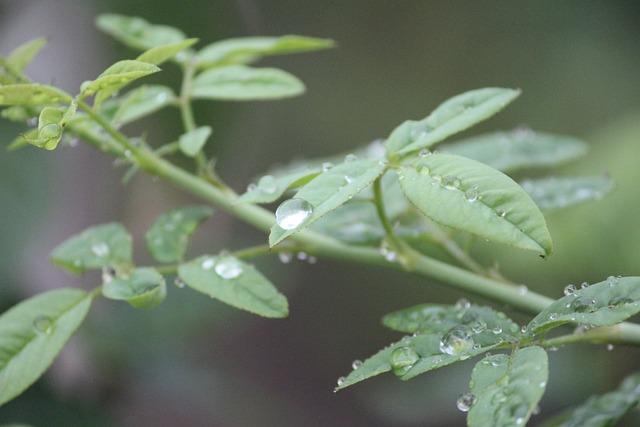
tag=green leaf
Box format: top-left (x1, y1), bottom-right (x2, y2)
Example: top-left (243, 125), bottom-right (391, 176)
top-left (6, 37), bottom-right (47, 71)
top-left (0, 84), bottom-right (73, 106)
top-left (269, 158), bottom-right (387, 247)
top-left (521, 175), bottom-right (613, 212)
top-left (96, 14), bottom-right (186, 51)
top-left (136, 38), bottom-right (198, 65)
top-left (336, 303), bottom-right (520, 390)
top-left (539, 372), bottom-right (640, 427)
top-left (441, 128), bottom-right (589, 172)
top-left (178, 255), bottom-right (288, 318)
top-left (191, 65), bottom-right (305, 100)
top-left (468, 346), bottom-right (548, 427)
top-left (178, 126), bottom-right (212, 157)
top-left (236, 168), bottom-right (321, 204)
top-left (80, 60), bottom-right (161, 105)
top-left (102, 267), bottom-right (166, 309)
top-left (50, 223), bottom-right (133, 274)
top-left (385, 88), bottom-right (521, 156)
top-left (109, 84), bottom-right (176, 126)
top-left (144, 205), bottom-right (214, 263)
top-left (20, 103), bottom-right (76, 151)
top-left (398, 153), bottom-right (553, 255)
top-left (525, 276), bottom-right (640, 337)
top-left (196, 35), bottom-right (335, 68)
top-left (0, 288), bottom-right (93, 406)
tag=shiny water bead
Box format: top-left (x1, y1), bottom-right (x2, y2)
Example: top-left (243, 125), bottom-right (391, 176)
top-left (563, 284), bottom-right (577, 296)
top-left (455, 298), bottom-right (471, 309)
top-left (456, 393), bottom-right (476, 412)
top-left (214, 255), bottom-right (243, 279)
top-left (351, 360), bottom-right (363, 370)
top-left (607, 275), bottom-right (618, 286)
top-left (570, 296), bottom-right (596, 312)
top-left (464, 187), bottom-right (478, 202)
top-left (580, 281), bottom-right (590, 289)
top-left (275, 198), bottom-right (314, 230)
top-left (608, 296), bottom-right (633, 308)
top-left (442, 175), bottom-right (460, 190)
top-left (91, 242), bottom-right (110, 257)
top-left (33, 315), bottom-right (53, 335)
top-left (440, 325), bottom-right (474, 355)
top-left (337, 376), bottom-right (346, 386)
top-left (257, 175), bottom-right (277, 194)
top-left (321, 162), bottom-right (333, 172)
top-left (344, 153), bottom-right (358, 163)
top-left (102, 266), bottom-right (116, 284)
top-left (201, 257), bottom-right (215, 270)
top-left (344, 169), bottom-right (359, 184)
top-left (389, 346), bottom-right (420, 376)
top-left (418, 148), bottom-right (431, 157)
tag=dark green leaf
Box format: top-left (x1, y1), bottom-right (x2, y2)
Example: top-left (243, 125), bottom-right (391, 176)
top-left (178, 255), bottom-right (288, 318)
top-left (6, 37), bottom-right (47, 71)
top-left (0, 288), bottom-right (93, 406)
top-left (50, 223), bottom-right (133, 274)
top-left (80, 60), bottom-right (161, 105)
top-left (385, 88), bottom-right (520, 156)
top-left (399, 153), bottom-right (553, 255)
top-left (196, 35), bottom-right (335, 68)
top-left (136, 38), bottom-right (198, 65)
top-left (521, 175), bottom-right (613, 212)
top-left (145, 205), bottom-right (214, 263)
top-left (96, 14), bottom-right (186, 51)
top-left (539, 372), bottom-right (640, 427)
top-left (269, 158), bottom-right (387, 247)
top-left (191, 65), bottom-right (305, 100)
top-left (468, 346), bottom-right (548, 427)
top-left (110, 84), bottom-right (176, 126)
top-left (525, 276), bottom-right (640, 337)
top-left (102, 267), bottom-right (166, 309)
top-left (441, 128), bottom-right (589, 172)
top-left (178, 126), bottom-right (212, 157)
top-left (0, 84), bottom-right (72, 106)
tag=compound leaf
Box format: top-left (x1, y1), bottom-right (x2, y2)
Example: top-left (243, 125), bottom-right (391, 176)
top-left (102, 267), bottom-right (166, 309)
top-left (0, 288), bottom-right (93, 406)
top-left (398, 153), bottom-right (552, 255)
top-left (191, 65), bottom-right (304, 100)
top-left (178, 255), bottom-right (288, 318)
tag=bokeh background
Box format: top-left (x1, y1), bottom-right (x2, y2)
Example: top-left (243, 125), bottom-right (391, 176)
top-left (1, 1), bottom-right (639, 426)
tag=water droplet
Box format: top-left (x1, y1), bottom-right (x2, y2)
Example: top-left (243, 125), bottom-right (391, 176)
top-left (456, 393), bottom-right (476, 412)
top-left (321, 162), bottom-right (333, 172)
top-left (344, 154), bottom-right (358, 163)
top-left (563, 284), bottom-right (577, 296)
top-left (492, 326), bottom-right (503, 334)
top-left (607, 344), bottom-right (615, 351)
top-left (608, 296), bottom-right (633, 308)
top-left (416, 163), bottom-right (430, 175)
top-left (581, 281), bottom-right (590, 289)
top-left (124, 149), bottom-right (132, 158)
top-left (174, 277), bottom-right (186, 288)
top-left (246, 183), bottom-right (258, 192)
top-left (91, 242), bottom-right (110, 257)
top-left (440, 326), bottom-right (474, 355)
top-left (344, 169), bottom-right (359, 184)
top-left (517, 285), bottom-right (528, 295)
top-left (548, 313), bottom-right (558, 321)
top-left (278, 252), bottom-right (293, 264)
top-left (455, 299), bottom-right (471, 309)
top-left (470, 320), bottom-right (487, 333)
top-left (351, 360), bottom-right (363, 370)
top-left (442, 175), bottom-right (460, 190)
top-left (33, 315), bottom-right (53, 335)
top-left (521, 325), bottom-right (528, 334)
top-left (214, 256), bottom-right (243, 279)
top-left (379, 242), bottom-right (397, 262)
top-left (607, 275), bottom-right (618, 286)
top-left (257, 175), bottom-right (278, 194)
top-left (201, 257), bottom-right (215, 270)
top-left (570, 296), bottom-right (596, 313)
top-left (464, 187), bottom-right (478, 202)
top-left (497, 210), bottom-right (506, 218)
top-left (418, 148), bottom-right (431, 157)
top-left (102, 266), bottom-right (116, 284)
top-left (275, 198), bottom-right (314, 230)
top-left (337, 376), bottom-right (346, 386)
top-left (389, 346), bottom-right (420, 376)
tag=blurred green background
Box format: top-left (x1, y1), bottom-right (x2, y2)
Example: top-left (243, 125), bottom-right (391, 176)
top-left (1, 1), bottom-right (639, 426)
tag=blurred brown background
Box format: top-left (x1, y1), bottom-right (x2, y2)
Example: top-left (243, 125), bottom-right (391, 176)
top-left (1, 1), bottom-right (639, 426)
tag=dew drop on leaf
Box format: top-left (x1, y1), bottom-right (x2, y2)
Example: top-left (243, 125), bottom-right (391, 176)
top-left (456, 392), bottom-right (476, 412)
top-left (257, 175), bottom-right (277, 194)
top-left (442, 175), bottom-right (460, 190)
top-left (174, 277), bottom-right (186, 288)
top-left (570, 296), bottom-right (596, 313)
top-left (439, 325), bottom-right (474, 355)
top-left (201, 257), bottom-right (215, 270)
top-left (563, 284), bottom-right (576, 296)
top-left (418, 148), bottom-right (431, 157)
top-left (455, 298), bottom-right (471, 309)
top-left (351, 359), bottom-right (363, 370)
top-left (275, 198), bottom-right (314, 230)
top-left (337, 376), bottom-right (346, 386)
top-left (344, 153), bottom-right (358, 163)
top-left (33, 315), bottom-right (53, 335)
top-left (607, 275), bottom-right (618, 286)
top-left (214, 256), bottom-right (243, 279)
top-left (464, 187), bottom-right (478, 202)
top-left (91, 242), bottom-right (110, 257)
top-left (389, 346), bottom-right (420, 376)
top-left (608, 296), bottom-right (633, 308)
top-left (321, 162), bottom-right (333, 172)
top-left (102, 266), bottom-right (116, 284)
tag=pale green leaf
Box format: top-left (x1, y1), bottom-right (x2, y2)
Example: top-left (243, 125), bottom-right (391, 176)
top-left (96, 14), bottom-right (186, 51)
top-left (539, 372), bottom-right (640, 427)
top-left (269, 159), bottom-right (387, 247)
top-left (145, 205), bottom-right (214, 263)
top-left (521, 175), bottom-right (613, 212)
top-left (525, 276), bottom-right (640, 337)
top-left (50, 223), bottom-right (133, 274)
top-left (110, 85), bottom-right (176, 126)
top-left (385, 88), bottom-right (521, 156)
top-left (178, 255), bottom-right (288, 318)
top-left (80, 60), bottom-right (161, 105)
top-left (0, 288), bottom-right (93, 406)
top-left (21, 103), bottom-right (76, 151)
top-left (468, 346), bottom-right (548, 427)
top-left (398, 153), bottom-right (553, 255)
top-left (102, 267), bottom-right (166, 309)
top-left (191, 65), bottom-right (305, 100)
top-left (441, 128), bottom-right (589, 172)
top-left (0, 84), bottom-right (72, 106)
top-left (178, 126), bottom-right (212, 157)
top-left (236, 168), bottom-right (321, 204)
top-left (196, 35), bottom-right (335, 68)
top-left (6, 37), bottom-right (47, 71)
top-left (136, 38), bottom-right (198, 65)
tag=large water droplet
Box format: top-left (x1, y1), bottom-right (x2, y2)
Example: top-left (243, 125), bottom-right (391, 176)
top-left (570, 296), bottom-right (596, 312)
top-left (442, 175), bottom-right (460, 190)
top-left (563, 284), bottom-right (576, 296)
top-left (214, 255), bottom-right (243, 279)
top-left (351, 359), bottom-right (363, 370)
top-left (33, 315), bottom-right (53, 335)
top-left (201, 257), bottom-right (215, 270)
top-left (344, 169), bottom-right (359, 184)
top-left (257, 175), bottom-right (278, 194)
top-left (91, 242), bottom-right (110, 257)
top-left (389, 346), bottom-right (420, 376)
top-left (337, 376), bottom-right (346, 386)
top-left (440, 326), bottom-right (474, 355)
top-left (464, 187), bottom-right (478, 202)
top-left (275, 198), bottom-right (314, 230)
top-left (456, 392), bottom-right (476, 412)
